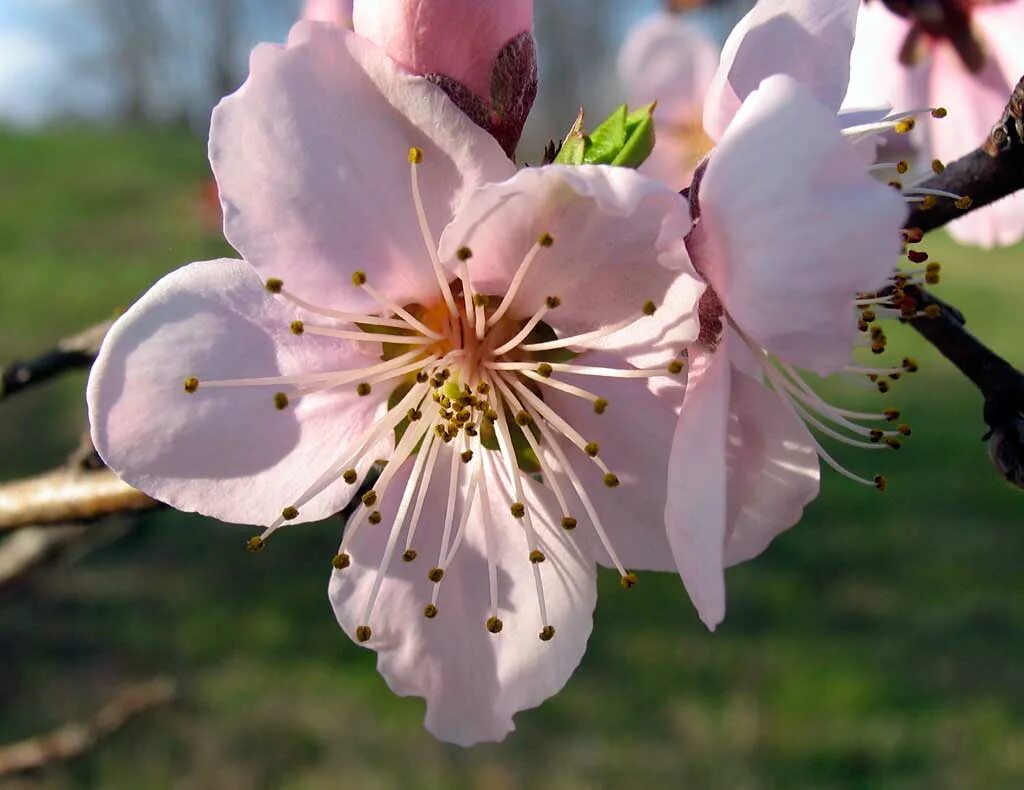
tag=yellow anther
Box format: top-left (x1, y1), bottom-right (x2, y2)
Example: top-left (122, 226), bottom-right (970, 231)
top-left (620, 572), bottom-right (638, 589)
top-left (931, 159), bottom-right (946, 174)
top-left (925, 272), bottom-right (940, 285)
top-left (265, 277), bottom-right (284, 294)
top-left (894, 118), bottom-right (915, 134)
top-left (428, 567), bottom-right (445, 583)
top-left (473, 293), bottom-right (489, 307)
top-left (362, 490), bottom-right (378, 507)
top-left (416, 371), bottom-right (429, 383)
top-left (869, 429), bottom-right (884, 443)
top-left (355, 625), bottom-right (372, 642)
top-left (546, 295), bottom-right (561, 309)
top-left (883, 408), bottom-right (901, 422)
top-left (536, 363), bottom-right (553, 378)
top-left (515, 410), bottom-right (533, 426)
top-left (642, 300), bottom-right (657, 316)
top-left (402, 549), bottom-right (417, 562)
top-left (539, 625), bottom-right (556, 641)
top-left (931, 107), bottom-right (947, 118)
top-left (903, 357), bottom-right (919, 372)
top-left (898, 423), bottom-right (912, 437)
top-left (861, 309), bottom-right (876, 323)
top-left (332, 552), bottom-right (350, 570)
top-left (424, 604), bottom-right (438, 619)
top-left (584, 441), bottom-right (600, 457)
top-left (486, 616), bottom-right (504, 634)
top-left (485, 409), bottom-right (498, 423)
top-left (667, 359), bottom-right (685, 375)
top-left (356, 382), bottom-right (372, 397)
top-left (342, 468), bottom-right (358, 484)
top-left (510, 502), bottom-right (526, 518)
top-left (877, 380), bottom-right (890, 393)
top-left (561, 516), bottom-right (577, 530)
top-left (920, 195), bottom-right (937, 210)
top-left (603, 473), bottom-right (620, 488)
top-left (456, 246), bottom-right (473, 261)
top-left (538, 232), bottom-right (554, 248)
top-left (465, 426), bottom-right (478, 437)
top-left (955, 196), bottom-right (973, 210)
top-left (874, 474), bottom-right (888, 492)
top-left (184, 377), bottom-right (199, 394)
top-left (290, 320), bottom-right (305, 335)
top-left (871, 341), bottom-right (886, 355)
top-left (273, 392), bottom-right (289, 410)
top-left (351, 270), bottom-right (367, 286)
top-left (593, 398), bottom-right (608, 415)
top-left (407, 408), bottom-right (422, 421)
top-left (282, 506), bottom-right (299, 520)
top-left (476, 382), bottom-right (491, 394)
top-left (895, 160), bottom-right (909, 174)
top-left (368, 510), bottom-right (382, 524)
top-left (888, 180), bottom-right (903, 190)
top-left (408, 146), bottom-right (423, 164)
top-left (246, 536), bottom-right (264, 553)
top-left (529, 550), bottom-right (546, 564)
top-left (461, 450), bottom-right (474, 464)
top-left (923, 304), bottom-right (941, 318)
top-left (440, 369), bottom-right (451, 380)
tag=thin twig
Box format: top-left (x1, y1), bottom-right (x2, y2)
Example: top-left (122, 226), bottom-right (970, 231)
top-left (1, 320), bottom-right (111, 401)
top-left (905, 74), bottom-right (1024, 234)
top-left (0, 678), bottom-right (177, 777)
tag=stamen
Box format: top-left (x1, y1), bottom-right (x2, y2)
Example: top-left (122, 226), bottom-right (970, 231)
top-left (270, 285), bottom-right (414, 330)
top-left (518, 314), bottom-right (641, 352)
top-left (490, 302), bottom-right (551, 356)
top-left (359, 281), bottom-right (445, 340)
top-left (486, 361), bottom-right (671, 379)
top-left (300, 325), bottom-right (436, 345)
top-left (408, 148), bottom-right (458, 317)
top-left (519, 369), bottom-right (605, 407)
top-left (488, 237), bottom-right (552, 328)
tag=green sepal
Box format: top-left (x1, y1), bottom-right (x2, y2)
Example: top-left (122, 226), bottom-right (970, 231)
top-left (553, 103), bottom-right (657, 169)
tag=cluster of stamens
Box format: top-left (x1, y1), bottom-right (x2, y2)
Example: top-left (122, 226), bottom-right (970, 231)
top-left (181, 147), bottom-right (686, 645)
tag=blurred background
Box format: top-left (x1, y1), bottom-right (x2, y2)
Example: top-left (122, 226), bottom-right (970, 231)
top-left (1, 0), bottom-right (1023, 787)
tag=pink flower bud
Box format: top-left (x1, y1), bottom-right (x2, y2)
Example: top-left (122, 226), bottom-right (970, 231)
top-left (302, 0), bottom-right (353, 28)
top-left (353, 0), bottom-right (532, 100)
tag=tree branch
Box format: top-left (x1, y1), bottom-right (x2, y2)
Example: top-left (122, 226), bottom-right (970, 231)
top-left (905, 74), bottom-right (1024, 234)
top-left (0, 678), bottom-right (176, 777)
top-left (1, 320), bottom-right (110, 401)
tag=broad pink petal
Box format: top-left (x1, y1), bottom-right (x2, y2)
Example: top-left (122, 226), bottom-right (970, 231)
top-left (437, 164), bottom-right (699, 343)
top-left (694, 75), bottom-right (906, 375)
top-left (88, 259), bottom-right (387, 526)
top-left (210, 23), bottom-right (514, 314)
top-left (329, 456), bottom-right (595, 746)
top-left (539, 350), bottom-right (683, 573)
top-left (665, 346), bottom-right (730, 629)
top-left (352, 0), bottom-right (532, 100)
top-left (720, 342), bottom-right (820, 566)
top-left (929, 42), bottom-right (1024, 248)
top-left (618, 12), bottom-right (720, 126)
top-left (704, 0), bottom-right (860, 141)
top-left (302, 0), bottom-right (352, 27)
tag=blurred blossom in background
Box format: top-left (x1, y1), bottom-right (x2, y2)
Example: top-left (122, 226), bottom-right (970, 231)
top-left (1, 1), bottom-right (1023, 787)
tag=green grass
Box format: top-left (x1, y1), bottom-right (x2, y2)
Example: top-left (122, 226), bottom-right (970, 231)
top-left (0, 127), bottom-right (1022, 789)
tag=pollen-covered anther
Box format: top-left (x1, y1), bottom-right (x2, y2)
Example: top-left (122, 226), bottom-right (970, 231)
top-left (265, 277), bottom-right (283, 294)
top-left (584, 441), bottom-right (600, 458)
top-left (896, 160), bottom-right (909, 174)
top-left (920, 195), bottom-right (937, 210)
top-left (620, 572), bottom-right (638, 589)
top-left (903, 357), bottom-right (919, 373)
top-left (246, 536), bottom-right (264, 553)
top-left (536, 363), bottom-right (553, 378)
top-left (932, 159), bottom-right (946, 174)
top-left (561, 516), bottom-right (577, 530)
top-left (273, 392), bottom-right (289, 410)
top-left (907, 249), bottom-right (928, 264)
top-left (955, 196), bottom-right (973, 210)
top-left (593, 397), bottom-right (608, 415)
top-left (476, 382), bottom-right (491, 394)
top-left (486, 616), bottom-right (504, 634)
top-left (461, 450), bottom-right (474, 464)
top-left (874, 474), bottom-right (888, 492)
top-left (642, 300), bottom-right (657, 316)
top-left (282, 506), bottom-right (299, 521)
top-left (923, 304), bottom-right (941, 318)
top-left (510, 502), bottom-right (526, 518)
top-left (603, 473), bottom-right (620, 488)
top-left (538, 232), bottom-right (554, 248)
top-left (351, 270), bottom-right (367, 287)
top-left (183, 377), bottom-right (199, 394)
top-left (885, 437), bottom-right (902, 450)
top-left (407, 408), bottom-right (422, 421)
top-left (529, 549), bottom-right (546, 564)
top-left (456, 246), bottom-right (473, 261)
top-left (400, 548), bottom-right (418, 563)
top-left (895, 118), bottom-right (915, 134)
top-left (332, 552), bottom-right (351, 570)
top-left (869, 428), bottom-right (884, 443)
top-left (883, 407), bottom-right (901, 422)
top-left (485, 408), bottom-right (498, 423)
top-left (871, 341), bottom-right (886, 355)
top-left (931, 107), bottom-right (947, 118)
top-left (546, 295), bottom-right (561, 309)
top-left (361, 490), bottom-right (377, 507)
top-left (290, 320), bottom-right (305, 336)
top-left (356, 382), bottom-right (372, 397)
top-left (539, 625), bottom-right (556, 641)
top-left (473, 294), bottom-right (489, 307)
top-left (355, 625), bottom-right (372, 643)
top-left (342, 468), bottom-right (358, 484)
top-left (861, 309), bottom-right (876, 323)
top-left (368, 510), bottom-right (382, 524)
top-left (428, 567), bottom-right (445, 583)
top-left (416, 371), bottom-right (429, 383)
top-left (898, 423), bottom-right (912, 437)
top-left (424, 604), bottom-right (438, 619)
top-left (514, 410), bottom-right (533, 427)
top-left (667, 359), bottom-right (685, 375)
top-left (877, 380), bottom-right (890, 394)
top-left (407, 146), bottom-right (423, 164)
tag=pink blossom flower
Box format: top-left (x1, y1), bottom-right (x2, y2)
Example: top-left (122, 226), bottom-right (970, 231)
top-left (352, 0), bottom-right (536, 158)
top-left (302, 0), bottom-right (353, 27)
top-left (87, 23), bottom-right (702, 744)
top-left (845, 0), bottom-right (1024, 247)
top-left (617, 11), bottom-right (720, 188)
top-left (669, 0), bottom-right (914, 629)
